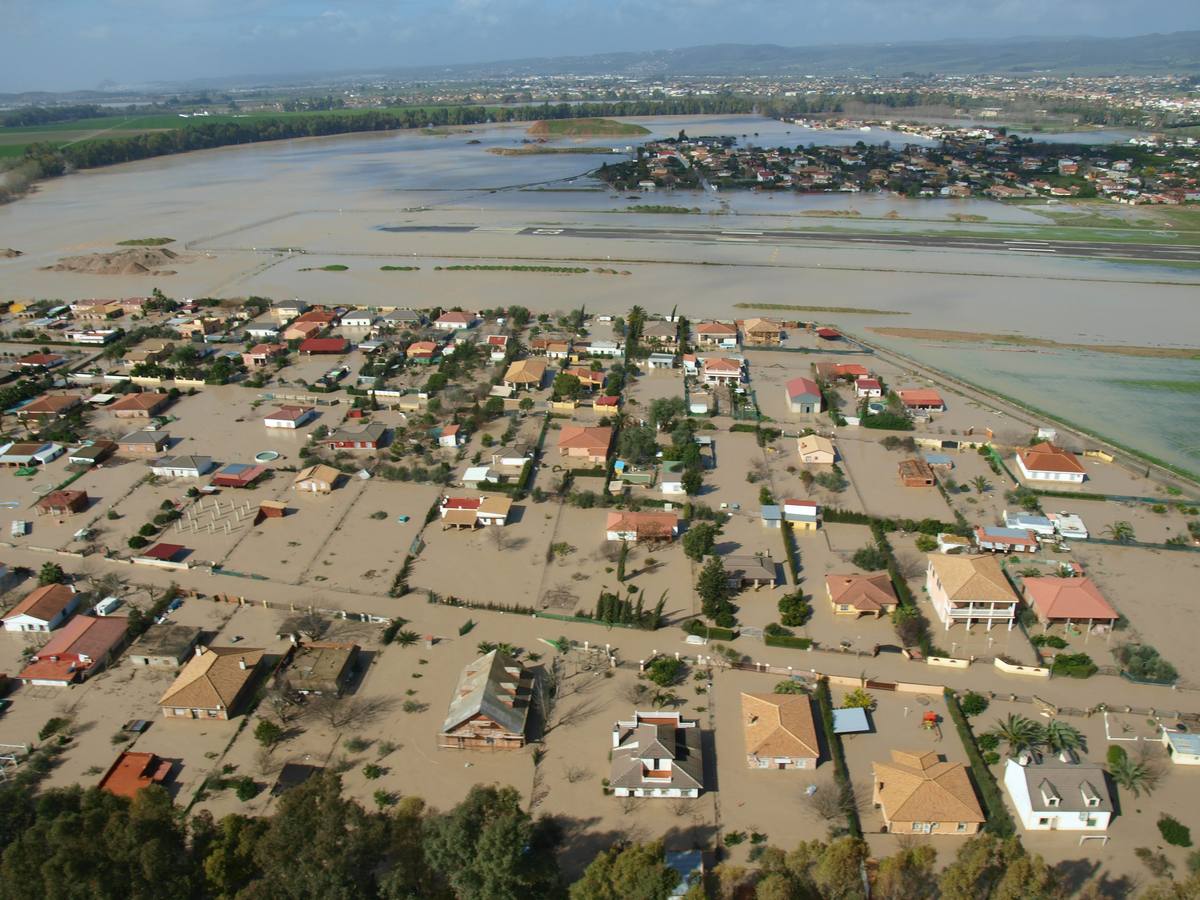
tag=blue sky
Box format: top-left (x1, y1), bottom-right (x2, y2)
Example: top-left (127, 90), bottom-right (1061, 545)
top-left (2, 0), bottom-right (1198, 93)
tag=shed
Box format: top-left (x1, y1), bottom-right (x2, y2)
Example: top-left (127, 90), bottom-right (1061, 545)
top-left (898, 459), bottom-right (935, 487)
top-left (832, 707), bottom-right (871, 734)
top-left (760, 505), bottom-right (782, 529)
top-left (35, 489), bottom-right (89, 516)
top-left (128, 623), bottom-right (202, 667)
top-left (211, 463), bottom-right (268, 488)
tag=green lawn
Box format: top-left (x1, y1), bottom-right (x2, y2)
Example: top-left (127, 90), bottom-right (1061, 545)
top-left (527, 117), bottom-right (649, 137)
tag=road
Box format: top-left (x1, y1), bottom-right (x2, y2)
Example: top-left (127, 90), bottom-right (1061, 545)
top-left (378, 223), bottom-right (1200, 263)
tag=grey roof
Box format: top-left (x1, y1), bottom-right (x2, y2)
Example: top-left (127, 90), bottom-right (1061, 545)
top-left (132, 623), bottom-right (201, 659)
top-left (120, 430), bottom-right (169, 445)
top-left (328, 422), bottom-right (387, 444)
top-left (1012, 758), bottom-right (1113, 814)
top-left (383, 309), bottom-right (422, 322)
top-left (760, 505), bottom-right (781, 521)
top-left (152, 454), bottom-right (212, 472)
top-left (722, 554), bottom-right (776, 584)
top-left (441, 650), bottom-right (531, 738)
top-left (610, 717), bottom-right (704, 791)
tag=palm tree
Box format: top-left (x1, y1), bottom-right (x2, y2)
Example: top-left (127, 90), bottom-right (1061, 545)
top-left (1109, 754), bottom-right (1160, 797)
top-left (1103, 521), bottom-right (1136, 544)
top-left (989, 714), bottom-right (1044, 757)
top-left (1042, 720), bottom-right (1086, 756)
top-left (971, 475), bottom-right (991, 495)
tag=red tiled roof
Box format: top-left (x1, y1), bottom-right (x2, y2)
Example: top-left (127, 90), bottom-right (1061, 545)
top-left (1024, 577), bottom-right (1117, 621)
top-left (98, 751), bottom-right (171, 799)
top-left (299, 338), bottom-right (349, 354)
top-left (110, 392), bottom-right (169, 412)
top-left (442, 497), bottom-right (481, 510)
top-left (142, 543), bottom-right (185, 561)
top-left (3, 584), bottom-right (76, 624)
top-left (1017, 442), bottom-right (1086, 475)
top-left (898, 389), bottom-right (945, 408)
top-left (786, 377), bottom-right (821, 398)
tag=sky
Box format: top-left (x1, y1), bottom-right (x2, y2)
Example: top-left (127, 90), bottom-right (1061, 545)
top-left (2, 0), bottom-right (1198, 93)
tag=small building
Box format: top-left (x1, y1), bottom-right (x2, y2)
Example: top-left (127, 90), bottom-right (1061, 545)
top-left (404, 340), bottom-right (439, 363)
top-left (815, 362), bottom-right (869, 381)
top-left (437, 424), bottom-right (464, 448)
top-left (647, 352), bottom-right (677, 370)
top-left (816, 327), bottom-right (841, 341)
top-left (110, 392), bottom-right (171, 419)
top-left (2, 583), bottom-right (79, 633)
top-left (797, 434), bottom-right (836, 465)
top-left (1016, 442), bottom-right (1087, 484)
top-left (326, 422), bottom-right (387, 450)
top-left (873, 749), bottom-right (985, 836)
top-left (283, 320), bottom-right (323, 342)
top-left (98, 751), bottom-right (173, 799)
top-left (128, 622), bottom-right (202, 667)
top-left (502, 358), bottom-right (548, 392)
top-left (898, 389), bottom-right (945, 414)
top-left (723, 554), bottom-right (776, 589)
top-left (18, 615), bottom-right (128, 685)
top-left (35, 489), bottom-right (89, 516)
top-left (558, 425), bottom-right (614, 465)
top-left (974, 526), bottom-right (1039, 554)
top-left (299, 337), bottom-right (350, 355)
top-left (158, 645), bottom-right (265, 720)
top-left (17, 351), bottom-right (66, 370)
top-left (67, 440), bottom-right (117, 466)
top-left (1047, 512), bottom-right (1088, 540)
top-left (898, 458), bottom-right (935, 487)
top-left (1022, 577), bottom-right (1118, 628)
top-left (438, 650), bottom-right (532, 750)
top-left (785, 377), bottom-right (823, 415)
top-left (0, 441), bottom-right (63, 467)
top-left (781, 498), bottom-right (821, 531)
top-left (740, 317), bottom-right (783, 346)
top-left (694, 321), bottom-right (739, 349)
top-left (263, 406), bottom-right (315, 429)
top-left (242, 342), bottom-right (287, 368)
top-left (1002, 510), bottom-right (1056, 537)
top-left (926, 553), bottom-right (1019, 631)
top-left (611, 710), bottom-right (704, 798)
top-left (285, 641), bottom-right (360, 696)
top-left (826, 572), bottom-right (898, 618)
top-left (119, 430), bottom-right (170, 455)
top-left (433, 310), bottom-right (476, 331)
top-left (605, 510), bottom-right (679, 542)
top-left (293, 464), bottom-right (341, 493)
top-left (742, 692), bottom-right (820, 769)
top-left (341, 311), bottom-right (376, 328)
top-left (1003, 757), bottom-right (1112, 832)
top-left (211, 463), bottom-right (269, 489)
top-left (855, 378), bottom-right (883, 398)
top-left (1162, 730), bottom-right (1200, 766)
top-left (150, 455), bottom-right (214, 479)
top-left (760, 505), bottom-right (782, 529)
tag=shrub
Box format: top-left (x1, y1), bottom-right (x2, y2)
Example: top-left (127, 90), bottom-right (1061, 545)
top-left (983, 751), bottom-right (1001, 765)
top-left (1030, 634), bottom-right (1068, 649)
top-left (1107, 745), bottom-right (1128, 768)
top-left (1051, 653), bottom-right (1097, 678)
top-left (1159, 815), bottom-right (1193, 847)
top-left (960, 691), bottom-right (989, 717)
top-left (363, 764), bottom-right (384, 780)
top-left (777, 591), bottom-right (813, 627)
top-left (851, 545), bottom-right (889, 571)
top-left (764, 634), bottom-right (813, 650)
top-left (915, 533), bottom-right (938, 552)
top-left (645, 657), bottom-right (686, 687)
top-left (977, 732), bottom-right (1000, 752)
top-left (127, 535), bottom-right (150, 549)
top-left (234, 777), bottom-right (261, 801)
top-left (1116, 643), bottom-right (1178, 683)
top-left (944, 689), bottom-right (1015, 836)
top-left (254, 719), bottom-right (284, 748)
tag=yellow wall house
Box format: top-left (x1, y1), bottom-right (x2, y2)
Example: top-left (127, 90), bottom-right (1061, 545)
top-left (873, 749), bottom-right (984, 836)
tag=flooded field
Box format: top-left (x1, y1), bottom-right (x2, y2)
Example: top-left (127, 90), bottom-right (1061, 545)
top-left (1, 113), bottom-right (1198, 473)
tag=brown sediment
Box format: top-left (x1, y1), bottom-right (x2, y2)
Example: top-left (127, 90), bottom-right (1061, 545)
top-left (868, 327), bottom-right (1200, 359)
top-left (40, 246), bottom-right (192, 276)
top-left (0, 248), bottom-right (22, 258)
top-left (487, 147), bottom-right (621, 156)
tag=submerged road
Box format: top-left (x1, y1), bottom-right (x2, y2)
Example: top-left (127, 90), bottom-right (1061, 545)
top-left (378, 223), bottom-right (1200, 262)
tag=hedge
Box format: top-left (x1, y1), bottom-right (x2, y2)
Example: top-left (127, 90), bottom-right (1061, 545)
top-left (780, 522), bottom-right (801, 583)
top-left (944, 689), bottom-right (1015, 837)
top-left (815, 678), bottom-right (863, 838)
top-left (684, 619), bottom-right (738, 642)
top-left (765, 634), bottom-right (813, 650)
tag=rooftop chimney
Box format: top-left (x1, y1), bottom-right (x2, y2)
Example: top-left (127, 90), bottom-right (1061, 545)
top-left (238, 658), bottom-right (247, 670)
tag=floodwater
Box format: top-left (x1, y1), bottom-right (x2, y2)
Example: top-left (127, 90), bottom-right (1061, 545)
top-left (0, 113), bottom-right (1198, 472)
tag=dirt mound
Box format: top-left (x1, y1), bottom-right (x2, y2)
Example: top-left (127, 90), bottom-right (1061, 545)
top-left (41, 246), bottom-right (190, 276)
top-left (0, 248), bottom-right (22, 258)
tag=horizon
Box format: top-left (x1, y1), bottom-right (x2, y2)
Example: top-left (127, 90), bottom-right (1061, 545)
top-left (3, 0), bottom-right (1200, 94)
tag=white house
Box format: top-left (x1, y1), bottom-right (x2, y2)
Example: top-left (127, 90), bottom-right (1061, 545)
top-left (701, 358), bottom-right (743, 386)
top-left (341, 311), bottom-right (377, 328)
top-left (1003, 758), bottom-right (1112, 831)
top-left (610, 710), bottom-right (704, 798)
top-left (438, 424), bottom-right (464, 448)
top-left (1163, 729), bottom-right (1200, 765)
top-left (149, 455), bottom-right (214, 478)
top-left (1015, 443), bottom-right (1087, 484)
top-left (586, 340), bottom-right (623, 357)
top-left (1048, 512), bottom-right (1088, 540)
top-left (245, 324), bottom-right (280, 339)
top-left (263, 406), bottom-right (315, 429)
top-left (855, 377), bottom-right (883, 398)
top-left (781, 499), bottom-right (821, 530)
top-left (2, 583), bottom-right (78, 633)
top-left (647, 353), bottom-right (676, 371)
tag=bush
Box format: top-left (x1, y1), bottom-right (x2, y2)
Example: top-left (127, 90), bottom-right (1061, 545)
top-left (1159, 815), bottom-right (1193, 847)
top-left (683, 619), bottom-right (736, 642)
top-left (977, 732), bottom-right (1000, 752)
top-left (363, 764), bottom-right (384, 780)
top-left (1107, 745), bottom-right (1127, 768)
top-left (254, 719), bottom-right (284, 748)
top-left (1116, 643), bottom-right (1178, 683)
top-left (777, 591), bottom-right (813, 627)
top-left (127, 535), bottom-right (150, 550)
top-left (645, 656), bottom-right (685, 687)
top-left (1030, 634), bottom-right (1068, 649)
top-left (764, 634), bottom-right (813, 650)
top-left (1051, 653), bottom-right (1097, 678)
top-left (763, 622), bottom-right (792, 637)
top-left (234, 777), bottom-right (261, 801)
top-left (915, 533), bottom-right (938, 552)
top-left (851, 545), bottom-right (889, 571)
top-left (960, 691), bottom-right (989, 717)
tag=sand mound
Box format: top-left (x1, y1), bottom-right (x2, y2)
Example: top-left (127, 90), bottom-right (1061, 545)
top-left (0, 248), bottom-right (22, 258)
top-left (41, 246), bottom-right (191, 276)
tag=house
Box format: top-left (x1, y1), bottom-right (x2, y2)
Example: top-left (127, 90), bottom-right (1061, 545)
top-left (899, 459), bottom-right (936, 487)
top-left (873, 749), bottom-right (985, 835)
top-left (1047, 512), bottom-right (1088, 540)
top-left (17, 351), bottom-right (66, 370)
top-left (284, 641), bottom-right (360, 696)
top-left (740, 317), bottom-right (783, 346)
top-left (563, 366), bottom-right (605, 392)
top-left (272, 299), bottom-right (309, 320)
top-left (176, 316), bottom-right (224, 338)
top-left (299, 337), bottom-right (350, 355)
top-left (67, 329), bottom-right (121, 345)
top-left (723, 554), bottom-right (776, 588)
top-left (898, 389), bottom-right (946, 413)
top-left (558, 425), bottom-right (613, 465)
top-left (110, 392), bottom-right (171, 419)
top-left (974, 526), bottom-right (1039, 554)
top-left (119, 430), bottom-right (170, 455)
top-left (16, 393), bottom-right (83, 421)
top-left (18, 615), bottom-right (128, 685)
top-left (2, 583), bottom-right (79, 633)
top-left (782, 499), bottom-right (821, 530)
top-left (381, 309), bottom-right (423, 328)
top-left (741, 692), bottom-right (820, 769)
top-left (486, 334), bottom-right (510, 361)
top-left (244, 323), bottom-right (280, 340)
top-left (293, 464), bottom-right (341, 493)
top-left (1003, 758), bottom-right (1112, 831)
top-left (1016, 442), bottom-right (1087, 484)
top-left (605, 510), bottom-right (679, 542)
top-left (127, 622), bottom-right (202, 667)
top-left (582, 340), bottom-right (622, 358)
top-left (35, 489), bottom-right (89, 516)
top-left (1022, 577), bottom-right (1118, 628)
top-left (611, 710), bottom-right (704, 798)
top-left (341, 311), bottom-right (376, 328)
top-left (150, 455), bottom-right (214, 478)
top-left (694, 321), bottom-right (739, 349)
top-left (67, 440), bottom-right (117, 466)
top-left (404, 340), bottom-right (439, 363)
top-left (530, 337), bottom-right (572, 358)
top-left (158, 645), bottom-right (265, 719)
top-left (438, 650), bottom-right (532, 750)
top-left (263, 405), bottom-right (315, 429)
top-left (211, 463), bottom-right (268, 489)
top-left (292, 308), bottom-right (340, 328)
top-left (242, 343), bottom-right (287, 368)
top-left (502, 358), bottom-right (548, 392)
top-left (815, 362), bottom-right (870, 382)
top-left (437, 424), bottom-right (464, 448)
top-left (701, 357), bottom-right (743, 386)
top-left (98, 751), bottom-right (173, 799)
top-left (647, 352), bottom-right (677, 370)
top-left (760, 505), bottom-right (782, 529)
top-left (643, 320), bottom-right (679, 349)
top-left (433, 310), bottom-right (476, 331)
top-left (826, 572), bottom-right (898, 618)
top-left (855, 378), bottom-right (883, 398)
top-left (283, 320), bottom-right (323, 342)
top-left (926, 554), bottom-right (1020, 631)
top-left (0, 441), bottom-right (62, 467)
top-left (785, 377), bottom-right (823, 414)
top-left (797, 434), bottom-right (836, 465)
top-left (1162, 730), bottom-right (1200, 766)
top-left (439, 495), bottom-right (514, 528)
top-left (326, 422), bottom-right (387, 450)
top-left (123, 340), bottom-right (175, 368)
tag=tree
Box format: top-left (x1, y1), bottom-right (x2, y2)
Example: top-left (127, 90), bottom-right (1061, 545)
top-left (842, 688), bottom-right (876, 710)
top-left (988, 713), bottom-right (1044, 757)
top-left (777, 592), bottom-right (812, 627)
top-left (618, 424), bottom-right (658, 465)
top-left (938, 833), bottom-right (1027, 900)
top-left (696, 555), bottom-right (732, 621)
top-left (292, 611), bottom-right (330, 641)
top-left (959, 692), bottom-right (989, 717)
top-left (626, 305), bottom-right (647, 344)
top-left (254, 719), bottom-right (284, 749)
top-left (645, 657), bottom-right (685, 687)
top-left (552, 373), bottom-right (582, 400)
top-left (971, 475), bottom-right (991, 495)
top-left (37, 562), bottom-right (65, 586)
top-left (681, 522), bottom-right (718, 561)
top-left (811, 836), bottom-right (869, 900)
top-left (195, 812), bottom-right (269, 898)
top-left (990, 851), bottom-right (1064, 900)
top-left (1103, 520), bottom-right (1135, 544)
top-left (850, 545), bottom-right (888, 572)
top-left (570, 840), bottom-right (678, 900)
top-left (1041, 719), bottom-right (1085, 756)
top-left (681, 469), bottom-right (702, 497)
top-left (874, 844), bottom-right (937, 900)
top-left (1109, 752), bottom-right (1160, 797)
top-left (518, 397), bottom-right (534, 413)
top-left (483, 396), bottom-right (505, 419)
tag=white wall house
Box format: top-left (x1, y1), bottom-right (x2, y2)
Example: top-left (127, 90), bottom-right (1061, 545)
top-left (1003, 758), bottom-right (1112, 831)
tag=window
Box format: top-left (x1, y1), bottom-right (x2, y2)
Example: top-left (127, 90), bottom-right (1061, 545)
top-left (1038, 817), bottom-right (1050, 826)
top-left (956, 822), bottom-right (968, 833)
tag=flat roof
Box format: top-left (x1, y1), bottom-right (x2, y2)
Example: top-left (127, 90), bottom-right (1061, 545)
top-left (832, 707), bottom-right (871, 734)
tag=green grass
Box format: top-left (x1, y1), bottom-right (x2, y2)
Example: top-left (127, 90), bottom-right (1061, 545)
top-left (527, 117), bottom-right (649, 136)
top-left (734, 302), bottom-right (907, 315)
top-left (1108, 379), bottom-right (1200, 394)
top-left (628, 205), bottom-right (699, 215)
top-left (116, 237), bottom-right (174, 246)
top-left (298, 264), bottom-right (349, 272)
top-left (380, 265), bottom-right (420, 271)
